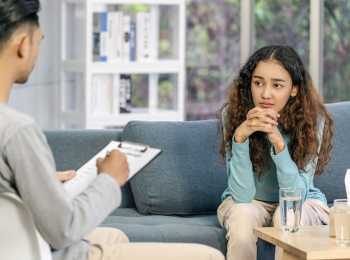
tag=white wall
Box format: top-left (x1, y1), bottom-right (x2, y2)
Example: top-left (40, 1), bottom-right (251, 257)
top-left (9, 0), bottom-right (59, 129)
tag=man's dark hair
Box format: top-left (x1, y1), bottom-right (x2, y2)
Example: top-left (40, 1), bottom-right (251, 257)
top-left (0, 0), bottom-right (40, 50)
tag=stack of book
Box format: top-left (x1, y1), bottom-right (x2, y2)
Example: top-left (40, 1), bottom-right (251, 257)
top-left (93, 10), bottom-right (158, 62)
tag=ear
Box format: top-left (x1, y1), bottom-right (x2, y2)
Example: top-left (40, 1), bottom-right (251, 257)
top-left (291, 85), bottom-right (298, 97)
top-left (15, 33), bottom-right (31, 60)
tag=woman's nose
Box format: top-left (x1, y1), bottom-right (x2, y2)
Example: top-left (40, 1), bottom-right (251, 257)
top-left (261, 86), bottom-right (272, 99)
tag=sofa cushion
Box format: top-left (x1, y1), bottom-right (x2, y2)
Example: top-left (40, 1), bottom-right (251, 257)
top-left (122, 120), bottom-right (227, 215)
top-left (102, 208), bottom-right (226, 253)
top-left (314, 102), bottom-right (350, 203)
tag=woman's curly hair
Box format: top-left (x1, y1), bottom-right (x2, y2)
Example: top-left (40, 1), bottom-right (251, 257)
top-left (220, 45), bottom-right (333, 177)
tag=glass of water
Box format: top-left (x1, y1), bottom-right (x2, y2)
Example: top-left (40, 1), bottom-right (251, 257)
top-left (279, 187), bottom-right (303, 233)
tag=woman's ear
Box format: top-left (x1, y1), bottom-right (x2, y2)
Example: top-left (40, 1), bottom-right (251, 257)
top-left (291, 85), bottom-right (298, 97)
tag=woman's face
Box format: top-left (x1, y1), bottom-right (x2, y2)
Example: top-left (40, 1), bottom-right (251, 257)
top-left (251, 59), bottom-right (298, 112)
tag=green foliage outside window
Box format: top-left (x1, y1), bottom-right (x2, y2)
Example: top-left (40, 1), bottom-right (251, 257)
top-left (255, 0), bottom-right (310, 67)
top-left (186, 0), bottom-right (240, 120)
top-left (324, 1), bottom-right (350, 102)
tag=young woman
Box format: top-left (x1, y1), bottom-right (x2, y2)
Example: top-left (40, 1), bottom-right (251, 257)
top-left (217, 45), bottom-right (333, 260)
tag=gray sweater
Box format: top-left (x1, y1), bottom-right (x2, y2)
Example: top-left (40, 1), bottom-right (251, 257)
top-left (0, 104), bottom-right (122, 260)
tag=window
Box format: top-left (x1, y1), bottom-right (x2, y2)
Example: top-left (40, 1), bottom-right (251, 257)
top-left (186, 0), bottom-right (240, 120)
top-left (323, 0), bottom-right (350, 102)
top-left (255, 0), bottom-right (310, 67)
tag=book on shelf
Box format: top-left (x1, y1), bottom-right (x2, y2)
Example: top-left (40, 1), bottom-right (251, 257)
top-left (129, 21), bottom-right (137, 61)
top-left (122, 15), bottom-right (131, 61)
top-left (92, 74), bottom-right (133, 115)
top-left (107, 11), bottom-right (123, 61)
top-left (136, 12), bottom-right (150, 61)
top-left (91, 75), bottom-right (113, 115)
top-left (63, 141), bottom-right (161, 198)
top-left (119, 74), bottom-right (132, 113)
top-left (94, 12), bottom-right (108, 62)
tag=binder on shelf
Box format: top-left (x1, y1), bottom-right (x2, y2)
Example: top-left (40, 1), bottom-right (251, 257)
top-left (99, 12), bottom-right (108, 62)
top-left (129, 21), bottom-right (137, 61)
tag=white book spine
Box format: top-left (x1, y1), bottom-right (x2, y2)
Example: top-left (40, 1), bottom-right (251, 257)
top-left (112, 74), bottom-right (120, 114)
top-left (136, 12), bottom-right (144, 61)
top-left (137, 12), bottom-right (152, 61)
top-left (91, 75), bottom-right (98, 114)
top-left (108, 12), bottom-right (123, 62)
top-left (105, 75), bottom-right (113, 114)
top-left (119, 75), bottom-right (126, 113)
top-left (94, 75), bottom-right (113, 115)
top-left (117, 12), bottom-right (124, 61)
top-left (107, 12), bottom-right (116, 61)
top-left (122, 15), bottom-right (131, 61)
top-left (92, 75), bottom-right (104, 115)
top-left (150, 7), bottom-right (159, 60)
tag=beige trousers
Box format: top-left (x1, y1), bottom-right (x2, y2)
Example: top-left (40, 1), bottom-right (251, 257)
top-left (217, 197), bottom-right (329, 260)
top-left (86, 227), bottom-right (225, 260)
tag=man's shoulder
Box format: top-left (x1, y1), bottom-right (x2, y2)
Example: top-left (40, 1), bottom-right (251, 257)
top-left (0, 105), bottom-right (38, 145)
top-left (0, 105), bottom-right (35, 128)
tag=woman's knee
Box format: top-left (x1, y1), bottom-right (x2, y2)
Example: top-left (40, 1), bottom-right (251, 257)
top-left (224, 205), bottom-right (261, 243)
top-left (226, 203), bottom-right (263, 228)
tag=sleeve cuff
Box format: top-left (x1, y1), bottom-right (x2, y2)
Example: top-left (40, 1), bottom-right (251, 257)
top-left (95, 173), bottom-right (122, 208)
top-left (270, 144), bottom-right (302, 189)
top-left (232, 137), bottom-right (250, 154)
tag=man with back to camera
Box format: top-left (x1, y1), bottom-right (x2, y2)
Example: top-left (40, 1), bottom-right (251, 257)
top-left (0, 1), bottom-right (225, 259)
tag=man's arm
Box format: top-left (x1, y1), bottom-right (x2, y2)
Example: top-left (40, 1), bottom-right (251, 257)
top-left (5, 123), bottom-right (121, 249)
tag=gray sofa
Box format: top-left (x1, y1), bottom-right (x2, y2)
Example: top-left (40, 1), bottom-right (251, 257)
top-left (45, 101), bottom-right (350, 259)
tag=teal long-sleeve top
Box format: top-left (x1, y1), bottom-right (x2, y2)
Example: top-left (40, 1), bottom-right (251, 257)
top-left (221, 125), bottom-right (327, 205)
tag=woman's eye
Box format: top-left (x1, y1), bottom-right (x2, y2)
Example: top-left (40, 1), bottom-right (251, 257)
top-left (274, 83), bottom-right (283, 88)
top-left (254, 81), bottom-right (262, 87)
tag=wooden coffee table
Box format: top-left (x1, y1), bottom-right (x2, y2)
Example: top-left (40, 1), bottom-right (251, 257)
top-left (255, 226), bottom-right (350, 260)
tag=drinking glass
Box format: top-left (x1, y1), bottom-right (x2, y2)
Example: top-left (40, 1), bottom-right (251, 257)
top-left (334, 199), bottom-right (350, 246)
top-left (279, 188), bottom-right (303, 233)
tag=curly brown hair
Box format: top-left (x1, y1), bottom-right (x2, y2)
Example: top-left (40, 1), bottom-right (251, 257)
top-left (220, 45), bottom-right (333, 177)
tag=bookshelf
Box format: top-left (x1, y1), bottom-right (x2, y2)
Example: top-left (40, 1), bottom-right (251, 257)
top-left (58, 0), bottom-right (186, 129)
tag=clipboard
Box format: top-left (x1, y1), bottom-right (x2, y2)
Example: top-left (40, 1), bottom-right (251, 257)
top-left (63, 141), bottom-right (161, 198)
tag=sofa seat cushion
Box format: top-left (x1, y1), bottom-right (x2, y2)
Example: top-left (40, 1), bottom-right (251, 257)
top-left (122, 120), bottom-right (227, 215)
top-left (102, 208), bottom-right (226, 253)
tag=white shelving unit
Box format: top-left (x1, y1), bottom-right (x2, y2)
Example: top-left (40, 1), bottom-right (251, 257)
top-left (58, 0), bottom-right (186, 129)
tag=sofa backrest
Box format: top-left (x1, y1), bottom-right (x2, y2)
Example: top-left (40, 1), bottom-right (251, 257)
top-left (45, 130), bottom-right (135, 208)
top-left (122, 120), bottom-right (227, 215)
top-left (314, 102), bottom-right (350, 203)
